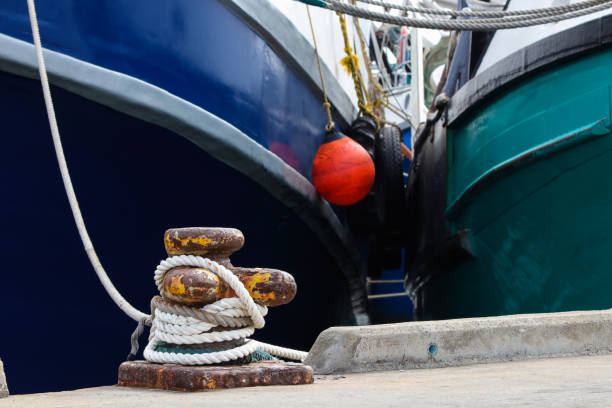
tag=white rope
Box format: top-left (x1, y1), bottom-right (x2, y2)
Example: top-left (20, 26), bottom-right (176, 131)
top-left (26, 0), bottom-right (307, 364)
top-left (26, 0), bottom-right (149, 323)
top-left (144, 340), bottom-right (260, 365)
top-left (154, 255), bottom-right (267, 328)
top-left (319, 0), bottom-right (612, 31)
top-left (145, 255), bottom-right (308, 364)
top-left (353, 0), bottom-right (609, 18)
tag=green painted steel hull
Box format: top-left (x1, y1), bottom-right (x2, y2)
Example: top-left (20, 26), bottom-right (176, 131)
top-left (421, 46), bottom-right (612, 320)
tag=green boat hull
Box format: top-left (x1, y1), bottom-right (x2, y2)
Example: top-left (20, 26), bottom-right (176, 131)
top-left (410, 38), bottom-right (612, 320)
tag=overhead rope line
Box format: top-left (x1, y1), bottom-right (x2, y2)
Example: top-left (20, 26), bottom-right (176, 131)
top-left (296, 0), bottom-right (612, 31)
top-left (350, 0), bottom-right (610, 18)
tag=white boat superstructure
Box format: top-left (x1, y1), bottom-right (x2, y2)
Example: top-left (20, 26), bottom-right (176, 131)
top-left (477, 0), bottom-right (612, 73)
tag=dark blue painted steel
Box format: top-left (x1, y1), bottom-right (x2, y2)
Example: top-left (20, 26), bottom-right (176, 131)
top-left (367, 250), bottom-right (414, 323)
top-left (402, 127), bottom-right (412, 175)
top-left (0, 0), bottom-right (327, 177)
top-left (0, 72), bottom-right (354, 394)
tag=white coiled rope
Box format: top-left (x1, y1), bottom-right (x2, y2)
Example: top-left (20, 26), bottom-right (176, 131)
top-left (26, 0), bottom-right (307, 364)
top-left (144, 255), bottom-right (307, 364)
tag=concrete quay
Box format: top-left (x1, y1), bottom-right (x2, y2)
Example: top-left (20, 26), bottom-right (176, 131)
top-left (306, 309), bottom-right (612, 374)
top-left (4, 309), bottom-right (612, 407)
top-left (1, 355), bottom-right (612, 407)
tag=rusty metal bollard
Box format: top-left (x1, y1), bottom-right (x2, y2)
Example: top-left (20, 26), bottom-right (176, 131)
top-left (161, 228), bottom-right (297, 307)
top-left (118, 227), bottom-right (313, 392)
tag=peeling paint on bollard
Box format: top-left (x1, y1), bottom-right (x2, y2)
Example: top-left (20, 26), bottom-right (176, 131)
top-left (162, 266), bottom-right (296, 306)
top-left (0, 358), bottom-right (8, 398)
top-left (164, 228), bottom-right (244, 259)
top-left (161, 227), bottom-right (297, 307)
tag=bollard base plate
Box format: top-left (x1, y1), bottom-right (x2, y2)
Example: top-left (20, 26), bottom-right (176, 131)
top-left (118, 360), bottom-right (314, 391)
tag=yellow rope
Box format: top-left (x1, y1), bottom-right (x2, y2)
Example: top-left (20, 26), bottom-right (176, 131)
top-left (336, 11), bottom-right (373, 117)
top-left (306, 5), bottom-right (335, 132)
top-left (310, 2), bottom-right (410, 136)
top-left (351, 3), bottom-right (388, 119)
top-left (349, 11), bottom-right (412, 155)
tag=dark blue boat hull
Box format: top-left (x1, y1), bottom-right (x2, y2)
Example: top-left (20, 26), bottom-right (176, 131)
top-left (0, 71), bottom-right (355, 394)
top-left (0, 0), bottom-right (372, 393)
top-left (1, 0), bottom-right (329, 178)
top-left (0, 0), bottom-right (419, 393)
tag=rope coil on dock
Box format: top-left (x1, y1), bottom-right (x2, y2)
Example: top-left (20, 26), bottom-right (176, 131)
top-left (145, 255), bottom-right (307, 365)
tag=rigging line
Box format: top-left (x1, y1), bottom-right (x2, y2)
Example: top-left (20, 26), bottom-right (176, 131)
top-left (351, 5), bottom-right (390, 112)
top-left (305, 0), bottom-right (612, 31)
top-left (352, 0), bottom-right (609, 18)
top-left (306, 4), bottom-right (336, 131)
top-left (337, 11), bottom-right (372, 116)
top-left (368, 27), bottom-right (412, 123)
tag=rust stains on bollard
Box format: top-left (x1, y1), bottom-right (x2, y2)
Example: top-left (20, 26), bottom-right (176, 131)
top-left (164, 228), bottom-right (244, 259)
top-left (162, 266), bottom-right (297, 307)
top-left (118, 361), bottom-right (314, 391)
top-left (233, 267), bottom-right (297, 306)
top-left (162, 227), bottom-right (297, 307)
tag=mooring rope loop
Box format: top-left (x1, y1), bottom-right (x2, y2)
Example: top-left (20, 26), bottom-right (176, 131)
top-left (27, 0), bottom-right (307, 365)
top-left (154, 255), bottom-right (267, 328)
top-left (145, 341), bottom-right (261, 366)
top-left (145, 255), bottom-right (307, 364)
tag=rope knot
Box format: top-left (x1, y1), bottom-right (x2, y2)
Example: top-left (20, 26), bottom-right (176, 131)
top-left (340, 53), bottom-right (360, 75)
top-left (322, 102), bottom-right (335, 131)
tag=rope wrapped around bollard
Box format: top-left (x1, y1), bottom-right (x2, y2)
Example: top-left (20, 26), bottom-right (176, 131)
top-left (143, 255), bottom-right (307, 365)
top-left (26, 0), bottom-right (312, 388)
top-left (118, 228), bottom-right (314, 391)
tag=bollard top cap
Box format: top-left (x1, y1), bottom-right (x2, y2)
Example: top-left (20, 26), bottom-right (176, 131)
top-left (164, 227), bottom-right (244, 258)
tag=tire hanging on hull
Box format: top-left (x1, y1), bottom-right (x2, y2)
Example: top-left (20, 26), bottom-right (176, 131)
top-left (345, 117), bottom-right (406, 276)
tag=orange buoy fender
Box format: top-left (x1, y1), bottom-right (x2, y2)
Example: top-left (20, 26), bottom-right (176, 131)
top-left (311, 129), bottom-right (375, 206)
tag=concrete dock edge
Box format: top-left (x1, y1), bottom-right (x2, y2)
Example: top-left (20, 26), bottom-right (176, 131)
top-left (304, 309), bottom-right (612, 374)
top-left (0, 358), bottom-right (8, 398)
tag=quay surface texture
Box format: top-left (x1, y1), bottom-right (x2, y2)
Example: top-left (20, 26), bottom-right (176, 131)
top-left (2, 355), bottom-right (612, 407)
